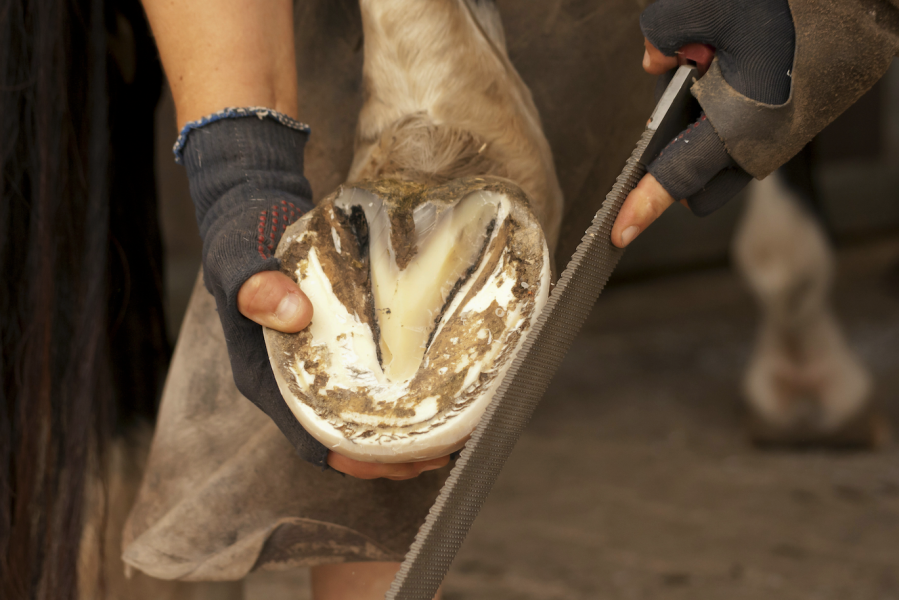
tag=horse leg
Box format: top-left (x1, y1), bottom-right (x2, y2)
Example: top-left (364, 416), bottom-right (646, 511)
top-left (305, 1), bottom-right (562, 597)
top-left (733, 172), bottom-right (887, 447)
top-left (350, 0), bottom-right (563, 251)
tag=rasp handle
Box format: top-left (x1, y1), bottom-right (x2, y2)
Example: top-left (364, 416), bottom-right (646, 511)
top-left (385, 65), bottom-right (698, 600)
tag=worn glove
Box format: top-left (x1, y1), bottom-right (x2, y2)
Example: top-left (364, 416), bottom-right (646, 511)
top-left (641, 0), bottom-right (795, 215)
top-left (175, 108), bottom-right (329, 467)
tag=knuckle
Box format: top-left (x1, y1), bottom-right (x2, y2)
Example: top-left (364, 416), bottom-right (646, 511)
top-left (649, 193), bottom-right (672, 217)
top-left (240, 273), bottom-right (281, 314)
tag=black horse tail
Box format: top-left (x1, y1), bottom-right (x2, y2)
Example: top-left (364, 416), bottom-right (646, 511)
top-left (0, 0), bottom-right (165, 597)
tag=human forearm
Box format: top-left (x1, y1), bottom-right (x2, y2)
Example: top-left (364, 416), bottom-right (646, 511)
top-left (141, 0), bottom-right (299, 128)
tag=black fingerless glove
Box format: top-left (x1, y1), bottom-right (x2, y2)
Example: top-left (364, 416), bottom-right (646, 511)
top-left (175, 108), bottom-right (329, 467)
top-left (640, 0), bottom-right (795, 215)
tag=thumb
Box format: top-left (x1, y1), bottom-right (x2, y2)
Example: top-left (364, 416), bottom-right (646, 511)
top-left (611, 173), bottom-right (679, 248)
top-left (237, 271), bottom-right (313, 332)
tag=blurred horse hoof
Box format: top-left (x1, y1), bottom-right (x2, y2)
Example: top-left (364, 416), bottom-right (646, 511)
top-left (747, 399), bottom-right (890, 450)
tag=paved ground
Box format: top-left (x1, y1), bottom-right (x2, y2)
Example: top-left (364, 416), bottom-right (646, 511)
top-left (441, 237), bottom-right (899, 600)
top-left (238, 237), bottom-right (899, 600)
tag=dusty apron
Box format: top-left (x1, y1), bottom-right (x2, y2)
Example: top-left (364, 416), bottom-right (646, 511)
top-left (122, 0), bottom-right (654, 582)
top-left (121, 276), bottom-right (447, 581)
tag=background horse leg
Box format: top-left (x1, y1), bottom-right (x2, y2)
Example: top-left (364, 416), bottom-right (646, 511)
top-left (733, 168), bottom-right (887, 446)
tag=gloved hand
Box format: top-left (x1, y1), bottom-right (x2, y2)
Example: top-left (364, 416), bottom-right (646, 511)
top-left (641, 0), bottom-right (795, 216)
top-left (175, 108), bottom-right (329, 468)
top-left (612, 0), bottom-right (898, 249)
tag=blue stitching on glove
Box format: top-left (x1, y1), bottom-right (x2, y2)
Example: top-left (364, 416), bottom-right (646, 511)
top-left (173, 106), bottom-right (311, 165)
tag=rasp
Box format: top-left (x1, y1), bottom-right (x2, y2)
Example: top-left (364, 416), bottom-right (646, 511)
top-left (386, 65), bottom-right (700, 600)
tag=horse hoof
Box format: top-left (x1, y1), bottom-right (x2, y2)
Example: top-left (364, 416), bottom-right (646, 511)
top-left (264, 177), bottom-right (551, 463)
top-left (747, 400), bottom-right (891, 450)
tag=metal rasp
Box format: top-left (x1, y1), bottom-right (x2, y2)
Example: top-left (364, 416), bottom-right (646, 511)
top-left (386, 65), bottom-right (700, 600)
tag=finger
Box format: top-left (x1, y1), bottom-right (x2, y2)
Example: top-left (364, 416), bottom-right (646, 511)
top-left (641, 0), bottom-right (721, 58)
top-left (414, 455), bottom-right (450, 473)
top-left (643, 39), bottom-right (677, 75)
top-left (327, 453), bottom-right (416, 479)
top-left (327, 452), bottom-right (450, 480)
top-left (237, 271), bottom-right (312, 333)
top-left (327, 453), bottom-right (405, 479)
top-left (684, 167), bottom-right (753, 216)
top-left (646, 114), bottom-right (741, 206)
top-left (384, 470), bottom-right (427, 481)
top-left (612, 173), bottom-right (677, 248)
top-left (676, 42), bottom-right (716, 76)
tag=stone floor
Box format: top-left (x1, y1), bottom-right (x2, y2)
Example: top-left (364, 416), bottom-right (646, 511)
top-left (238, 236), bottom-right (899, 600)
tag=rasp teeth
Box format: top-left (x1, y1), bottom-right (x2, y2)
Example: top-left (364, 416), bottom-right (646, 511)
top-left (385, 128), bottom-right (655, 600)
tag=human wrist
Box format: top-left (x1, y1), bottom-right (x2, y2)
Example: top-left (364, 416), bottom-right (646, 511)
top-left (173, 107), bottom-right (326, 466)
top-left (177, 107), bottom-right (314, 307)
top-left (171, 86), bottom-right (299, 131)
top-left (140, 0), bottom-right (299, 129)
top-left (176, 107), bottom-right (313, 237)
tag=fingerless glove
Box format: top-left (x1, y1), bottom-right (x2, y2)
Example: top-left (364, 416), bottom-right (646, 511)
top-left (176, 108), bottom-right (329, 467)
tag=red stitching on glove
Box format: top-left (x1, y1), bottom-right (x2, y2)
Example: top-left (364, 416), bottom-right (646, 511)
top-left (256, 203), bottom-right (307, 259)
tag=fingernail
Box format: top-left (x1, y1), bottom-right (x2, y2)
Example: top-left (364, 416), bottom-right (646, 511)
top-left (621, 225), bottom-right (640, 247)
top-left (643, 49), bottom-right (650, 69)
top-left (275, 293), bottom-right (301, 323)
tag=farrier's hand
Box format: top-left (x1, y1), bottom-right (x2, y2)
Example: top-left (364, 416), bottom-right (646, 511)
top-left (612, 0), bottom-right (795, 248)
top-left (327, 453), bottom-right (450, 481)
top-left (179, 110), bottom-right (331, 467)
top-left (180, 113), bottom-right (449, 477)
top-left (141, 0), bottom-right (334, 464)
